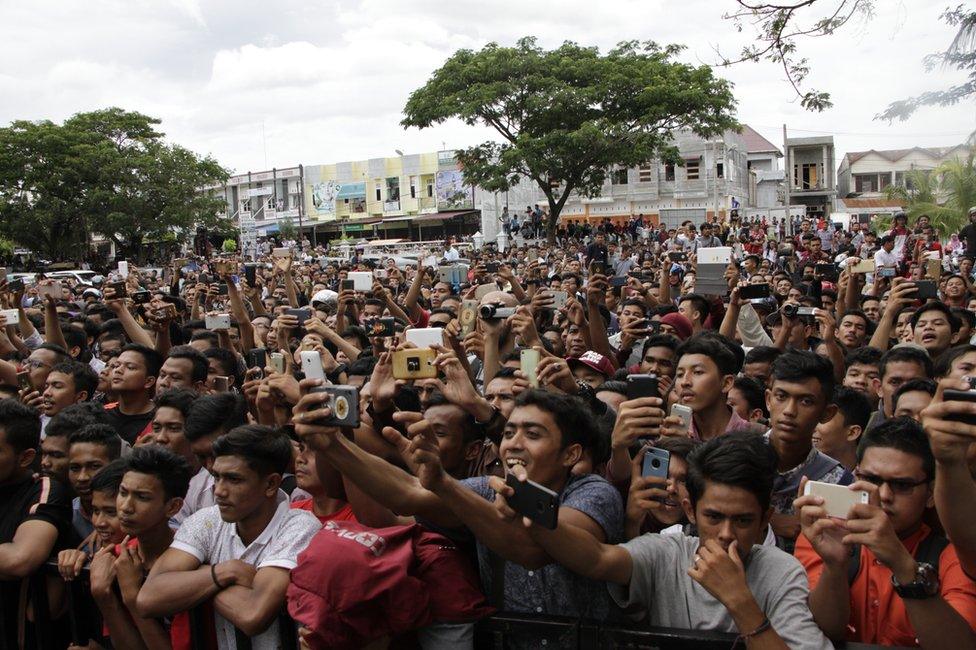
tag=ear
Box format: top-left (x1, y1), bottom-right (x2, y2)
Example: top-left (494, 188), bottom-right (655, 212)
top-left (75, 390), bottom-right (90, 404)
top-left (18, 447), bottom-right (36, 471)
top-left (819, 403), bottom-right (838, 424)
top-left (759, 505), bottom-right (773, 531)
top-left (560, 442), bottom-right (583, 470)
top-left (463, 439), bottom-right (483, 463)
top-left (265, 472), bottom-right (283, 498)
top-left (682, 497), bottom-right (696, 525)
top-left (164, 497), bottom-right (185, 519)
top-left (846, 424), bottom-right (863, 444)
top-left (144, 375), bottom-right (157, 391)
top-left (748, 408), bottom-right (765, 423)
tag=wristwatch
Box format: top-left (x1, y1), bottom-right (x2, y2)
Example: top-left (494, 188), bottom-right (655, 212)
top-left (891, 562), bottom-right (940, 599)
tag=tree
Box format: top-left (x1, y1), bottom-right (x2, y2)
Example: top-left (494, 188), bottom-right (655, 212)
top-left (402, 38), bottom-right (738, 242)
top-left (0, 108), bottom-right (229, 262)
top-left (883, 155), bottom-right (976, 235)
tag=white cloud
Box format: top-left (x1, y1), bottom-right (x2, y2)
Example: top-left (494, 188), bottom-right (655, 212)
top-left (0, 0), bottom-right (971, 174)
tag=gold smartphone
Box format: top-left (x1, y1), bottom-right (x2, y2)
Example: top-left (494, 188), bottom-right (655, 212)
top-left (392, 348), bottom-right (437, 380)
top-left (458, 300), bottom-right (479, 336)
top-left (520, 348), bottom-right (540, 388)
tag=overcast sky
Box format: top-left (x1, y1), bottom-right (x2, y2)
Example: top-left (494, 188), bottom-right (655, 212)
top-left (1, 0), bottom-right (972, 173)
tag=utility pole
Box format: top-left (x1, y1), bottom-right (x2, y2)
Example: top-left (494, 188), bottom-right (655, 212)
top-left (783, 124), bottom-right (791, 237)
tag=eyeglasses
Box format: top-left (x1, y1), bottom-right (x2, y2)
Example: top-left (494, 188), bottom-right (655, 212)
top-left (853, 471), bottom-right (929, 495)
top-left (23, 359), bottom-right (51, 370)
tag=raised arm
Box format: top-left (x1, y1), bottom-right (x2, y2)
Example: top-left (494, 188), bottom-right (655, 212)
top-left (404, 260), bottom-right (427, 323)
top-left (42, 293), bottom-right (68, 350)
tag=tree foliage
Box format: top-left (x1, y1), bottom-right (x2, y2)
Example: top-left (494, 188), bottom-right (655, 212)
top-left (402, 37), bottom-right (739, 241)
top-left (883, 155), bottom-right (976, 235)
top-left (0, 108), bottom-right (229, 261)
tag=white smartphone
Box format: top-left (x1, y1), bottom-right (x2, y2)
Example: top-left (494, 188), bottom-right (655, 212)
top-left (0, 309), bottom-right (19, 326)
top-left (803, 480), bottom-right (869, 519)
top-left (671, 404), bottom-right (693, 431)
top-left (520, 348), bottom-right (540, 388)
top-left (406, 327), bottom-right (444, 349)
top-left (373, 268), bottom-right (388, 279)
top-left (204, 313), bottom-right (231, 330)
top-left (300, 350), bottom-right (326, 381)
top-left (37, 281), bottom-right (64, 300)
top-left (696, 247), bottom-right (732, 265)
top-left (348, 272), bottom-right (373, 292)
top-left (118, 261), bottom-right (129, 279)
top-left (272, 247), bottom-right (291, 258)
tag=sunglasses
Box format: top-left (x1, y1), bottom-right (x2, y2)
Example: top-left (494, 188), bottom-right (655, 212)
top-left (853, 470), bottom-right (928, 495)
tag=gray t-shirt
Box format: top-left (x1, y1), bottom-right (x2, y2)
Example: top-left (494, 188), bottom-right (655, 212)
top-left (609, 534), bottom-right (832, 650)
top-left (463, 473), bottom-right (624, 621)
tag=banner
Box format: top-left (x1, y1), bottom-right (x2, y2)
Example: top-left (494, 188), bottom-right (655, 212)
top-left (311, 180), bottom-right (339, 217)
top-left (435, 170), bottom-right (473, 210)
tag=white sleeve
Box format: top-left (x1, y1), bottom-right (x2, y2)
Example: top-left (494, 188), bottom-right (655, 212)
top-left (736, 304), bottom-right (774, 347)
top-left (255, 512), bottom-right (321, 570)
top-left (169, 508), bottom-right (216, 563)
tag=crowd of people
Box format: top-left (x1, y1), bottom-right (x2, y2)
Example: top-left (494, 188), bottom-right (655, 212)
top-left (4, 209), bottom-right (976, 649)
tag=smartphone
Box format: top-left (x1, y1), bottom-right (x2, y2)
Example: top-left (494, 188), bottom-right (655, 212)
top-left (548, 290), bottom-right (568, 310)
top-left (205, 313), bottom-right (231, 330)
top-left (270, 352), bottom-right (286, 374)
top-left (212, 376), bottom-right (230, 393)
top-left (626, 374), bottom-right (659, 400)
top-left (392, 348), bottom-right (437, 380)
top-left (671, 403), bottom-right (693, 431)
top-left (459, 300), bottom-right (479, 336)
top-left (348, 272), bottom-right (373, 292)
top-left (300, 350), bottom-right (326, 381)
top-left (244, 264), bottom-right (257, 286)
top-left (739, 283), bottom-right (771, 300)
top-left (926, 258), bottom-right (942, 280)
top-left (667, 252), bottom-right (688, 263)
top-left (272, 247), bottom-right (291, 258)
top-left (0, 309), bottom-right (20, 326)
top-left (132, 290), bottom-right (151, 305)
top-left (198, 272), bottom-right (212, 286)
top-left (155, 303), bottom-right (177, 320)
top-left (878, 267), bottom-right (897, 278)
top-left (609, 276), bottom-right (629, 288)
top-left (485, 262), bottom-right (499, 273)
top-left (7, 278), bottom-right (23, 293)
top-left (366, 317), bottom-right (396, 338)
top-left (405, 327), bottom-right (443, 349)
top-left (308, 385), bottom-right (360, 427)
top-left (17, 370), bottom-right (32, 393)
top-left (520, 348), bottom-right (541, 388)
top-left (37, 281), bottom-right (63, 300)
top-left (803, 480), bottom-right (869, 519)
top-left (246, 348), bottom-right (267, 373)
top-left (589, 261), bottom-right (608, 276)
top-left (505, 474), bottom-right (559, 530)
top-left (107, 282), bottom-right (127, 298)
top-left (914, 280), bottom-right (937, 300)
top-left (341, 279), bottom-right (355, 291)
top-left (117, 261), bottom-right (129, 278)
top-left (285, 308), bottom-right (311, 326)
top-left (373, 268), bottom-right (388, 279)
top-left (815, 263), bottom-right (838, 281)
top-left (642, 447), bottom-right (671, 480)
top-left (214, 260), bottom-right (235, 276)
top-left (850, 258), bottom-right (875, 274)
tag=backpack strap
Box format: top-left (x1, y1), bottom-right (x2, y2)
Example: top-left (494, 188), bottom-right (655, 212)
top-left (848, 532), bottom-right (949, 585)
top-left (847, 544), bottom-right (863, 584)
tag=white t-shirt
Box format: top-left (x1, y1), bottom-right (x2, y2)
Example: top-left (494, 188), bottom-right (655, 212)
top-left (171, 491), bottom-right (321, 650)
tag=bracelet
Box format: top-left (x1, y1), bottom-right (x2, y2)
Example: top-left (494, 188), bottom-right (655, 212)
top-left (211, 563), bottom-right (225, 590)
top-left (733, 617), bottom-right (771, 647)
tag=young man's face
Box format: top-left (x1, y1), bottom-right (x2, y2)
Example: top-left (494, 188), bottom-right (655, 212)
top-left (112, 350), bottom-right (154, 394)
top-left (878, 361), bottom-right (928, 417)
top-left (742, 361), bottom-right (772, 387)
top-left (766, 377), bottom-right (835, 452)
top-left (836, 314), bottom-right (868, 349)
top-left (40, 435), bottom-right (71, 483)
top-left (484, 377), bottom-right (517, 419)
top-left (640, 345), bottom-right (676, 379)
top-left (675, 354), bottom-right (732, 412)
top-left (813, 410), bottom-right (859, 464)
top-left (156, 358), bottom-right (198, 393)
top-left (618, 303), bottom-right (645, 329)
top-left (843, 363), bottom-right (881, 406)
top-left (68, 443), bottom-right (113, 503)
top-left (294, 441), bottom-right (324, 496)
top-left (564, 325), bottom-right (587, 358)
top-left (500, 404), bottom-right (579, 490)
top-left (26, 348), bottom-right (60, 392)
top-left (91, 489), bottom-right (124, 546)
top-left (893, 390), bottom-right (933, 422)
top-left (913, 310), bottom-right (954, 356)
top-left (424, 404), bottom-right (480, 477)
top-left (861, 299), bottom-right (881, 322)
top-left (118, 471), bottom-right (181, 536)
top-left (212, 455), bottom-right (280, 523)
top-left (855, 446), bottom-right (932, 536)
top-left (41, 371), bottom-right (84, 417)
top-left (151, 406), bottom-right (192, 464)
top-left (684, 481), bottom-right (770, 562)
top-left (650, 455), bottom-right (689, 527)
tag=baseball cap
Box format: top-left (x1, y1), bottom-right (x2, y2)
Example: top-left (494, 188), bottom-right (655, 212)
top-left (567, 350), bottom-right (615, 378)
top-left (311, 289), bottom-right (338, 306)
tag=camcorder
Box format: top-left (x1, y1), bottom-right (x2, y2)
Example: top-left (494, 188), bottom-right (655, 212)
top-left (479, 304), bottom-right (517, 320)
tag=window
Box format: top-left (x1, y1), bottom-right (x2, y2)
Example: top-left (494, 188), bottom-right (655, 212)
top-left (409, 176), bottom-right (417, 199)
top-left (427, 182), bottom-right (434, 198)
top-left (716, 162), bottom-right (724, 179)
top-left (610, 168), bottom-right (628, 185)
top-left (375, 186), bottom-right (382, 201)
top-left (685, 160), bottom-right (700, 180)
top-left (385, 177), bottom-right (400, 202)
top-left (638, 164), bottom-right (653, 183)
top-left (665, 163), bottom-right (675, 182)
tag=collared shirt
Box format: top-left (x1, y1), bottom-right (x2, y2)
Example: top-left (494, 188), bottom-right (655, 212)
top-left (171, 467), bottom-right (215, 529)
top-left (689, 407), bottom-right (753, 441)
top-left (796, 525), bottom-right (976, 646)
top-left (171, 491), bottom-right (321, 650)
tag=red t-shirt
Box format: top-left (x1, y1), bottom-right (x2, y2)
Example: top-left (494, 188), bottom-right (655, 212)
top-left (291, 498), bottom-right (358, 525)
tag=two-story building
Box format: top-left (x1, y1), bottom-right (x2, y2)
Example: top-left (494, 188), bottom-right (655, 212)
top-left (741, 125), bottom-right (784, 209)
top-left (785, 135), bottom-right (837, 221)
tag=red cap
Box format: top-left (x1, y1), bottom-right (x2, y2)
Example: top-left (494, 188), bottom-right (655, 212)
top-left (568, 350), bottom-right (615, 378)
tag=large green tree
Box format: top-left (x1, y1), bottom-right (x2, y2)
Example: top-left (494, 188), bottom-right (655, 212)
top-left (883, 155), bottom-right (976, 235)
top-left (0, 107), bottom-right (229, 262)
top-left (402, 38), bottom-right (738, 242)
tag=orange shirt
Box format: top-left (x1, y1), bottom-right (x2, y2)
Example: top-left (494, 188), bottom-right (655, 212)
top-left (795, 525), bottom-right (976, 646)
top-left (290, 498), bottom-right (358, 525)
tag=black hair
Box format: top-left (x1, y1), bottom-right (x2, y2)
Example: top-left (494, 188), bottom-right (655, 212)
top-left (892, 378), bottom-right (937, 411)
top-left (184, 392), bottom-right (248, 442)
top-left (594, 380), bottom-right (628, 396)
top-left (190, 330), bottom-right (220, 348)
top-left (769, 350), bottom-right (834, 401)
top-left (910, 302), bottom-right (961, 333)
top-left (0, 399), bottom-right (41, 454)
top-left (68, 424), bottom-right (123, 460)
top-left (675, 333), bottom-right (740, 376)
top-left (744, 345), bottom-right (781, 366)
top-left (856, 417), bottom-right (935, 481)
top-left (832, 386), bottom-right (872, 431)
top-left (952, 307), bottom-right (976, 332)
top-left (45, 402), bottom-right (109, 440)
top-left (90, 458), bottom-right (127, 496)
top-left (732, 376), bottom-right (769, 418)
top-left (423, 392), bottom-right (482, 445)
top-left (640, 334), bottom-right (679, 358)
top-left (166, 345), bottom-right (209, 383)
top-left (859, 294), bottom-right (881, 307)
top-left (839, 309), bottom-right (875, 335)
top-left (120, 343), bottom-right (164, 379)
top-left (620, 299), bottom-right (648, 317)
top-left (846, 346), bottom-right (883, 370)
top-left (346, 355), bottom-right (378, 377)
top-left (62, 325), bottom-right (89, 355)
top-left (124, 445), bottom-right (192, 501)
top-left (512, 389), bottom-right (600, 453)
top-left (49, 360), bottom-right (99, 399)
top-left (492, 366), bottom-right (518, 380)
top-left (879, 346), bottom-right (934, 379)
top-left (677, 294), bottom-right (710, 325)
top-left (934, 344), bottom-right (976, 378)
top-left (203, 347), bottom-right (242, 387)
top-left (212, 424), bottom-right (293, 477)
top-left (686, 432), bottom-right (778, 513)
top-left (155, 388), bottom-right (198, 419)
top-left (653, 436), bottom-right (701, 462)
top-left (341, 326), bottom-right (370, 350)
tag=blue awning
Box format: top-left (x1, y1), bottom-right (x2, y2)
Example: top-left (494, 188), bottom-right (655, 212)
top-left (336, 182), bottom-right (366, 199)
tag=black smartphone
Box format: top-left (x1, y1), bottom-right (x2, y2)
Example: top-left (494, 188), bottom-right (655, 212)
top-left (199, 272), bottom-right (212, 286)
top-left (485, 262), bottom-right (499, 273)
top-left (626, 374), bottom-right (659, 400)
top-left (216, 283), bottom-right (229, 296)
top-left (609, 276), bottom-right (629, 288)
top-left (505, 474), bottom-right (559, 530)
top-left (365, 317), bottom-right (395, 338)
top-left (8, 278), bottom-right (24, 292)
top-left (108, 282), bottom-right (127, 298)
top-left (286, 307), bottom-right (311, 326)
top-left (246, 348), bottom-right (267, 371)
top-left (914, 280), bottom-right (938, 300)
top-left (589, 261), bottom-right (608, 276)
top-left (739, 283), bottom-right (771, 300)
top-left (244, 264), bottom-right (257, 286)
top-left (132, 290), bottom-right (151, 305)
top-left (944, 388), bottom-right (976, 425)
top-left (815, 264), bottom-right (838, 281)
top-left (668, 252), bottom-right (688, 262)
top-left (341, 279), bottom-right (354, 291)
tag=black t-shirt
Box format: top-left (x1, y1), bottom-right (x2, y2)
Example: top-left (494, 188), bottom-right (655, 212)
top-left (960, 223), bottom-right (976, 256)
top-left (104, 405), bottom-right (155, 444)
top-left (585, 243), bottom-right (608, 264)
top-left (0, 474), bottom-right (72, 648)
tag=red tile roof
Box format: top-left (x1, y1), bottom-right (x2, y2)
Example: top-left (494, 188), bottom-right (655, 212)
top-left (739, 125), bottom-right (782, 156)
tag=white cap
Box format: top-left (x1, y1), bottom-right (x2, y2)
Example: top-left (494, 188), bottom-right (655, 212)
top-left (311, 289), bottom-right (338, 305)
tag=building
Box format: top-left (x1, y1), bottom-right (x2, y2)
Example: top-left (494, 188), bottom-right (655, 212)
top-left (555, 128), bottom-right (751, 229)
top-left (741, 125), bottom-right (785, 209)
top-left (837, 145), bottom-right (970, 198)
top-left (785, 135), bottom-right (836, 220)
